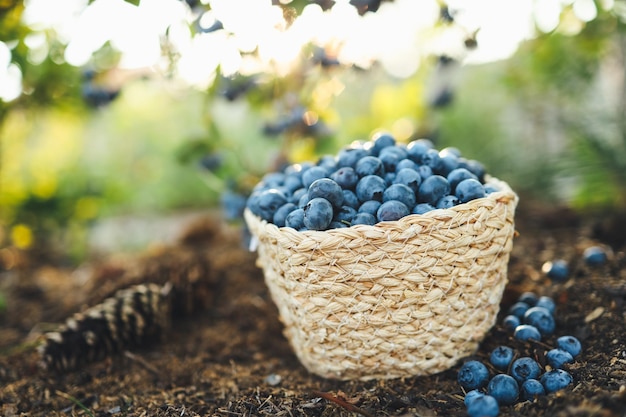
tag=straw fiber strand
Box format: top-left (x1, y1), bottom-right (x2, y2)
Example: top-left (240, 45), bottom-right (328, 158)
top-left (245, 177), bottom-right (518, 380)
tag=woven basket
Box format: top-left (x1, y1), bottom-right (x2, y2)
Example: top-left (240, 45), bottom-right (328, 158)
top-left (244, 176), bottom-right (518, 380)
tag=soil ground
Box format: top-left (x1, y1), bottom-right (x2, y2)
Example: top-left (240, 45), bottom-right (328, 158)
top-left (1, 196), bottom-right (626, 417)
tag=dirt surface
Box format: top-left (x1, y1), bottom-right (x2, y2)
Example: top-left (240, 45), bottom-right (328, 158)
top-left (1, 198), bottom-right (626, 417)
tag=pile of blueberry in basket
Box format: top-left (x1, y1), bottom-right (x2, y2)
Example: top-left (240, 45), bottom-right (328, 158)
top-left (459, 290), bottom-right (582, 417)
top-left (246, 132), bottom-right (501, 231)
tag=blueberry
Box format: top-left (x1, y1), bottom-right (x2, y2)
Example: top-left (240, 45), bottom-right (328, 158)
top-left (412, 203), bottom-right (436, 215)
top-left (377, 200), bottom-right (410, 222)
top-left (342, 190), bottom-right (360, 209)
top-left (490, 346), bottom-right (514, 371)
top-left (285, 208), bottom-right (305, 230)
top-left (484, 184), bottom-right (501, 194)
top-left (220, 190), bottom-right (247, 221)
top-left (370, 131), bottom-right (396, 155)
top-left (466, 395), bottom-right (499, 417)
top-left (355, 156), bottom-right (385, 177)
top-left (457, 360), bottom-right (490, 391)
top-left (331, 167), bottom-right (359, 190)
top-left (303, 198), bottom-right (333, 230)
top-left (437, 153), bottom-right (459, 176)
top-left (406, 139), bottom-right (433, 163)
top-left (535, 296), bottom-right (556, 315)
top-left (556, 335), bottom-right (582, 358)
top-left (447, 168), bottom-right (478, 192)
top-left (273, 203), bottom-right (297, 227)
top-left (523, 306), bottom-right (555, 336)
top-left (317, 154), bottom-right (337, 171)
top-left (290, 188), bottom-right (307, 205)
top-left (261, 172), bottom-right (286, 188)
top-left (517, 292), bottom-right (538, 307)
top-left (464, 159), bottom-right (486, 182)
top-left (540, 369), bottom-right (573, 393)
top-left (455, 178), bottom-right (486, 203)
top-left (329, 221), bottom-right (348, 229)
top-left (502, 315), bottom-right (520, 331)
top-left (546, 348), bottom-right (574, 369)
top-left (464, 389), bottom-right (485, 407)
top-left (337, 147), bottom-right (369, 168)
top-left (583, 245), bottom-right (608, 266)
top-left (542, 259), bottom-right (569, 282)
top-left (394, 168), bottom-right (422, 194)
top-left (487, 374), bottom-right (519, 405)
top-left (383, 183), bottom-right (416, 209)
top-left (417, 165), bottom-right (433, 181)
top-left (356, 175), bottom-right (387, 202)
top-left (384, 171), bottom-right (396, 185)
top-left (333, 206), bottom-right (357, 224)
top-left (422, 148), bottom-right (442, 172)
top-left (378, 146), bottom-right (407, 172)
top-left (510, 357), bottom-right (541, 383)
top-left (520, 379), bottom-right (545, 402)
top-left (417, 175), bottom-right (450, 206)
top-left (283, 174), bottom-right (303, 193)
top-left (436, 195), bottom-right (459, 209)
top-left (514, 324), bottom-right (542, 342)
top-left (440, 146), bottom-right (462, 158)
top-left (308, 178), bottom-right (344, 208)
top-left (351, 212), bottom-right (377, 225)
top-left (250, 189), bottom-right (288, 222)
top-left (302, 166), bottom-right (329, 189)
top-left (297, 191), bottom-right (310, 208)
top-left (508, 301), bottom-right (530, 319)
top-left (395, 159), bottom-right (418, 172)
top-left (358, 200), bottom-right (382, 216)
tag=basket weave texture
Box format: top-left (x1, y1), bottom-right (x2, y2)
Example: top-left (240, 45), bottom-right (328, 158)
top-left (244, 176), bottom-right (518, 380)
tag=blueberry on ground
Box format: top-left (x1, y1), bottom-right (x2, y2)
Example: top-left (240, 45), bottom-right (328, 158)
top-left (540, 369), bottom-right (573, 393)
top-left (502, 315), bottom-right (521, 331)
top-left (303, 198), bottom-right (333, 231)
top-left (523, 306), bottom-right (555, 336)
top-left (464, 389), bottom-right (485, 407)
top-left (542, 259), bottom-right (569, 282)
top-left (583, 245), bottom-right (608, 266)
top-left (535, 296), bottom-right (556, 315)
top-left (490, 346), bottom-right (514, 371)
top-left (520, 379), bottom-right (545, 402)
top-left (487, 374), bottom-right (519, 405)
top-left (510, 357), bottom-right (541, 383)
top-left (514, 324), bottom-right (542, 342)
top-left (556, 335), bottom-right (582, 358)
top-left (458, 360), bottom-right (490, 391)
top-left (546, 348), bottom-right (574, 369)
top-left (517, 292), bottom-right (538, 307)
top-left (508, 301), bottom-right (530, 319)
top-left (466, 394), bottom-right (499, 417)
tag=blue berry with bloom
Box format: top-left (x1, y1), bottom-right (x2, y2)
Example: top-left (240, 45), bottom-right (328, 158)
top-left (487, 374), bottom-right (519, 405)
top-left (458, 360), bottom-right (490, 391)
top-left (556, 335), bottom-right (582, 358)
top-left (510, 357), bottom-right (541, 383)
top-left (583, 245), bottom-right (608, 266)
top-left (520, 379), bottom-right (545, 402)
top-left (546, 348), bottom-right (574, 369)
top-left (466, 395), bottom-right (499, 417)
top-left (541, 369), bottom-right (573, 393)
top-left (490, 346), bottom-right (514, 371)
top-left (523, 306), bottom-right (555, 336)
top-left (542, 259), bottom-right (569, 282)
top-left (514, 324), bottom-right (542, 342)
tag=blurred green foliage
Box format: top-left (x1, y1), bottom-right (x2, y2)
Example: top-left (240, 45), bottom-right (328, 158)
top-left (2, 1), bottom-right (626, 263)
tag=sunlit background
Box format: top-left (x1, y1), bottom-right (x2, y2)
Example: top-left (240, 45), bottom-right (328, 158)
top-left (1, 0), bottom-right (626, 262)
